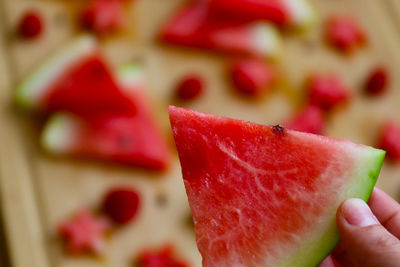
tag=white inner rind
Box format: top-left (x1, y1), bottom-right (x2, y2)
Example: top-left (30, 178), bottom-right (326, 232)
top-left (251, 23), bottom-right (282, 58)
top-left (118, 63), bottom-right (145, 93)
top-left (15, 35), bottom-right (97, 109)
top-left (283, 0), bottom-right (315, 28)
top-left (42, 113), bottom-right (82, 153)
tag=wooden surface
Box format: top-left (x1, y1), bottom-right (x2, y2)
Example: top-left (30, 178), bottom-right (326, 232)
top-left (0, 0), bottom-right (400, 267)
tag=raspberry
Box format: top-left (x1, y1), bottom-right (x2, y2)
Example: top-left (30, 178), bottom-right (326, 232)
top-left (230, 59), bottom-right (276, 97)
top-left (379, 121), bottom-right (400, 161)
top-left (364, 67), bottom-right (389, 95)
top-left (286, 105), bottom-right (325, 135)
top-left (326, 16), bottom-right (366, 53)
top-left (58, 209), bottom-right (110, 254)
top-left (175, 75), bottom-right (204, 101)
top-left (102, 187), bottom-right (140, 224)
top-left (18, 11), bottom-right (43, 39)
top-left (137, 245), bottom-right (188, 267)
top-left (80, 0), bottom-right (124, 35)
top-left (307, 74), bottom-right (351, 111)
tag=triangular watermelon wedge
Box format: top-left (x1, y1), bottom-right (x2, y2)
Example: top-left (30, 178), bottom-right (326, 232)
top-left (160, 1), bottom-right (281, 58)
top-left (15, 35), bottom-right (135, 115)
top-left (41, 64), bottom-right (170, 171)
top-left (168, 106), bottom-right (385, 267)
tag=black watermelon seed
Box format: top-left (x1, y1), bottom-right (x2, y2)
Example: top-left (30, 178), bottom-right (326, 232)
top-left (272, 125), bottom-right (285, 137)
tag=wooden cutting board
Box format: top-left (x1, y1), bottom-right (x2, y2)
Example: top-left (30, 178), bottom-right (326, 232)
top-left (0, 0), bottom-right (400, 267)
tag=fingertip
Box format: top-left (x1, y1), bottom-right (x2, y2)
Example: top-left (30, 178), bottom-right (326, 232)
top-left (338, 198), bottom-right (379, 227)
top-left (318, 256), bottom-right (336, 267)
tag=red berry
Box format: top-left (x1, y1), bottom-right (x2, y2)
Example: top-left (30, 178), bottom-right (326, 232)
top-left (286, 105), bottom-right (325, 135)
top-left (379, 120), bottom-right (400, 161)
top-left (326, 16), bottom-right (366, 53)
top-left (58, 209), bottom-right (110, 254)
top-left (137, 245), bottom-right (188, 267)
top-left (364, 67), bottom-right (389, 95)
top-left (307, 74), bottom-right (351, 111)
top-left (230, 59), bottom-right (276, 97)
top-left (80, 0), bottom-right (124, 35)
top-left (176, 75), bottom-right (204, 101)
top-left (18, 11), bottom-right (43, 39)
top-left (102, 187), bottom-right (140, 224)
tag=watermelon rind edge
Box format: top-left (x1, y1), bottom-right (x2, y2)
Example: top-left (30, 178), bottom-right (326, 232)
top-left (41, 113), bottom-right (81, 154)
top-left (14, 35), bottom-right (97, 111)
top-left (280, 146), bottom-right (385, 267)
top-left (284, 0), bottom-right (317, 30)
top-left (117, 62), bottom-right (145, 93)
top-left (252, 23), bottom-right (282, 59)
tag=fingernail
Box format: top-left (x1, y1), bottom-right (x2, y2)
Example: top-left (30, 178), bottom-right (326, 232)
top-left (341, 198), bottom-right (379, 227)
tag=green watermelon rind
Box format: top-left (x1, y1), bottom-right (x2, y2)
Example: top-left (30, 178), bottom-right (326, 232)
top-left (284, 0), bottom-right (317, 30)
top-left (14, 35), bottom-right (97, 110)
top-left (280, 145), bottom-right (385, 267)
top-left (251, 23), bottom-right (282, 58)
top-left (41, 113), bottom-right (81, 154)
top-left (118, 62), bottom-right (145, 92)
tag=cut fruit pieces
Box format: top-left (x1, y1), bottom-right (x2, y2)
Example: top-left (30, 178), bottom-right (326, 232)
top-left (325, 16), bottom-right (367, 53)
top-left (169, 106), bottom-right (384, 267)
top-left (175, 74), bottom-right (204, 101)
top-left (18, 10), bottom-right (44, 39)
top-left (80, 0), bottom-right (125, 35)
top-left (41, 64), bottom-right (170, 170)
top-left (160, 1), bottom-right (281, 58)
top-left (286, 105), bottom-right (325, 135)
top-left (379, 120), bottom-right (400, 161)
top-left (136, 245), bottom-right (189, 267)
top-left (364, 67), bottom-right (389, 96)
top-left (102, 187), bottom-right (140, 225)
top-left (307, 74), bottom-right (351, 111)
top-left (58, 209), bottom-right (110, 255)
top-left (15, 35), bottom-right (135, 115)
top-left (230, 58), bottom-right (277, 97)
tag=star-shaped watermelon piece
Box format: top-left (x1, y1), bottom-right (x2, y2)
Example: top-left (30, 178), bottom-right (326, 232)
top-left (58, 209), bottom-right (110, 255)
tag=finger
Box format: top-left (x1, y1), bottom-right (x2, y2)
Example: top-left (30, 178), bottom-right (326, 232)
top-left (337, 198), bottom-right (400, 267)
top-left (331, 243), bottom-right (355, 267)
top-left (318, 256), bottom-right (337, 267)
top-left (368, 187), bottom-right (400, 238)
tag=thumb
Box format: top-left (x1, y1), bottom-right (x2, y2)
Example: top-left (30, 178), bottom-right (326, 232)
top-left (335, 198), bottom-right (400, 267)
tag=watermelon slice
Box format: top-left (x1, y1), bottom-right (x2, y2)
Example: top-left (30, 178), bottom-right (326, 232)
top-left (209, 0), bottom-right (315, 29)
top-left (168, 106), bottom-right (385, 267)
top-left (41, 64), bottom-right (170, 170)
top-left (160, 1), bottom-right (281, 58)
top-left (15, 35), bottom-right (134, 115)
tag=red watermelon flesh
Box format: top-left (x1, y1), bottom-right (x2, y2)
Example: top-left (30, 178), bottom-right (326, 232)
top-left (160, 1), bottom-right (281, 58)
top-left (15, 36), bottom-right (134, 115)
top-left (208, 0), bottom-right (315, 28)
top-left (41, 65), bottom-right (170, 171)
top-left (43, 54), bottom-right (135, 115)
top-left (209, 0), bottom-right (289, 26)
top-left (168, 106), bottom-right (384, 267)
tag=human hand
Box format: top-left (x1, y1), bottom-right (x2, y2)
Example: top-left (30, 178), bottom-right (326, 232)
top-left (320, 187), bottom-right (400, 267)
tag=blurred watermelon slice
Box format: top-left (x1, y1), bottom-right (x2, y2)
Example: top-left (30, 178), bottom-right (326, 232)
top-left (41, 64), bottom-right (170, 170)
top-left (209, 0), bottom-right (315, 29)
top-left (168, 106), bottom-right (385, 267)
top-left (15, 35), bottom-right (134, 115)
top-left (160, 1), bottom-right (281, 58)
